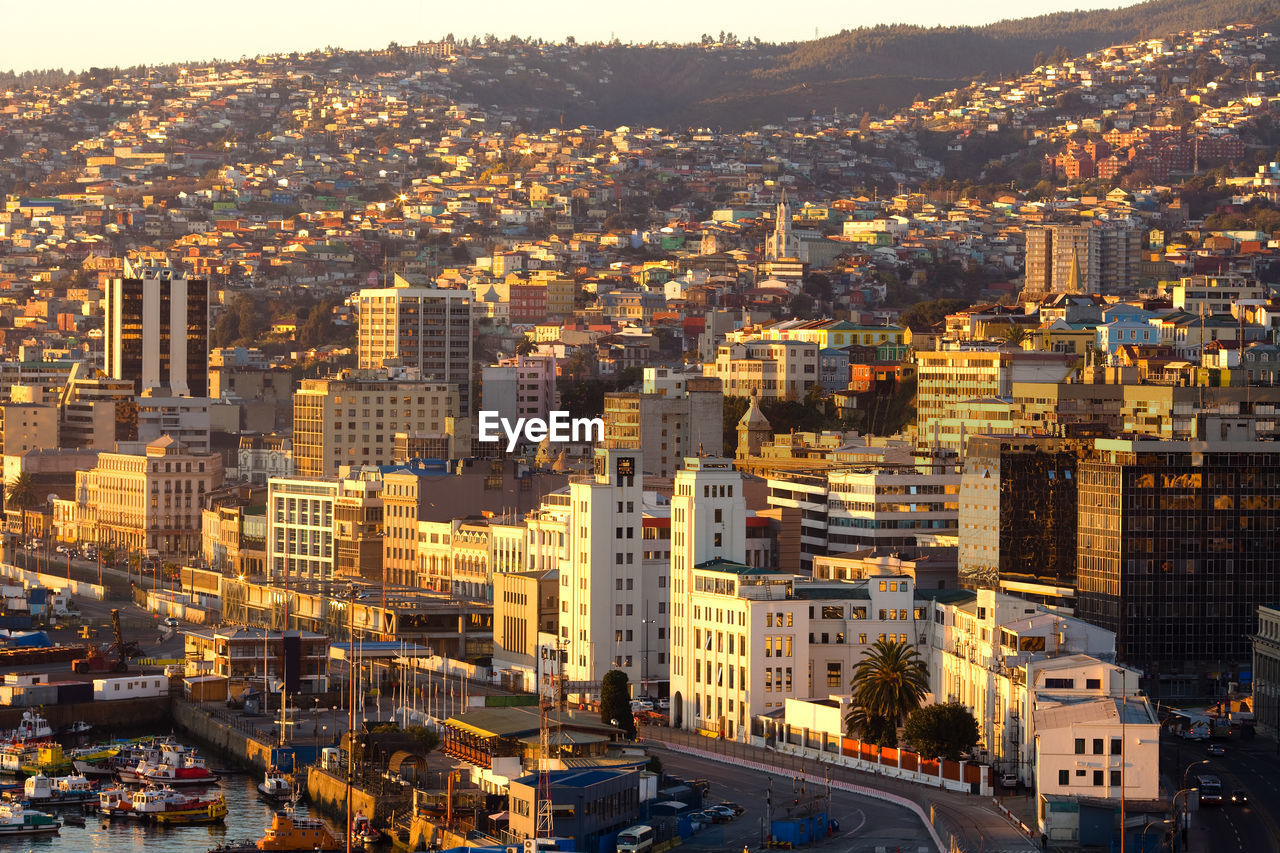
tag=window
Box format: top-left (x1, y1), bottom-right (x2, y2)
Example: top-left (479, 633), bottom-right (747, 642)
top-left (826, 662), bottom-right (842, 688)
top-left (1044, 678), bottom-right (1075, 689)
top-left (1110, 770), bottom-right (1121, 787)
top-left (1086, 678), bottom-right (1101, 690)
top-left (1110, 737), bottom-right (1122, 755)
top-left (1093, 771), bottom-right (1103, 787)
top-left (1092, 739), bottom-right (1103, 755)
top-left (1074, 738), bottom-right (1085, 755)
top-left (1058, 770), bottom-right (1069, 786)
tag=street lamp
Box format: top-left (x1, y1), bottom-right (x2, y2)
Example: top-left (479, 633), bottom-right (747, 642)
top-left (1141, 818), bottom-right (1173, 852)
top-left (1181, 758), bottom-right (1210, 791)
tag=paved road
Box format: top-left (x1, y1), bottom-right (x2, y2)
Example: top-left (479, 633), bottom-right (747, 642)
top-left (1161, 733), bottom-right (1280, 853)
top-left (654, 744), bottom-right (937, 853)
top-left (645, 729), bottom-right (1039, 853)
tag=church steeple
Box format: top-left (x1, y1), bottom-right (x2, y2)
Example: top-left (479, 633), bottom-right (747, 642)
top-left (767, 188), bottom-right (792, 261)
top-left (736, 391), bottom-right (772, 459)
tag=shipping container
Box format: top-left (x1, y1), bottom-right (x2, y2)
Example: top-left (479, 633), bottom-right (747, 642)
top-left (183, 676), bottom-right (228, 703)
top-left (92, 675), bottom-right (166, 701)
top-left (52, 681), bottom-right (93, 704)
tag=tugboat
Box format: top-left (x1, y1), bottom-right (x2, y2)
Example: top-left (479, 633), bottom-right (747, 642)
top-left (351, 812), bottom-right (381, 846)
top-left (15, 773), bottom-right (97, 806)
top-left (208, 804), bottom-right (340, 852)
top-left (153, 794), bottom-right (227, 826)
top-left (0, 802), bottom-right (60, 836)
top-left (257, 767), bottom-right (292, 802)
top-left (0, 741), bottom-right (42, 775)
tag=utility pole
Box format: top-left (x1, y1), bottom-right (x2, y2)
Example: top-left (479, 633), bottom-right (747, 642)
top-left (346, 582), bottom-right (357, 853)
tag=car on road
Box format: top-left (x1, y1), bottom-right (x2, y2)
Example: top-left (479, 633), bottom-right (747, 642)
top-left (1207, 744), bottom-right (1226, 756)
top-left (163, 616), bottom-right (180, 627)
top-left (55, 545), bottom-right (68, 555)
top-left (1230, 789), bottom-right (1248, 805)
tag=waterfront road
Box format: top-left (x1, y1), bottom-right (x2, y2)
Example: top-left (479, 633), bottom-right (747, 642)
top-left (1160, 732), bottom-right (1280, 853)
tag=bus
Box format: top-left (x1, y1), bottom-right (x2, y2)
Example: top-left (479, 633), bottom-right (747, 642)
top-left (1196, 774), bottom-right (1223, 806)
top-left (616, 824), bottom-right (655, 852)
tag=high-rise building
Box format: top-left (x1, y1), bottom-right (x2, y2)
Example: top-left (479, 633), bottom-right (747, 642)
top-left (959, 436), bottom-right (1080, 599)
top-left (1023, 224), bottom-right (1142, 296)
top-left (104, 266), bottom-right (209, 396)
top-left (481, 354), bottom-right (558, 428)
top-left (292, 370), bottom-right (460, 478)
top-left (1075, 431), bottom-right (1280, 696)
top-left (266, 476), bottom-right (337, 580)
top-left (670, 456), bottom-right (746, 731)
top-left (356, 275), bottom-right (474, 413)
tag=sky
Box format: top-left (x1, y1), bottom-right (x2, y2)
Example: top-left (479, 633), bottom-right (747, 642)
top-left (2, 0), bottom-right (1144, 73)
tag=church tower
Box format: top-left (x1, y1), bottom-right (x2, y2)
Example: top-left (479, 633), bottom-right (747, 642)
top-left (766, 188), bottom-right (792, 260)
top-left (736, 392), bottom-right (772, 459)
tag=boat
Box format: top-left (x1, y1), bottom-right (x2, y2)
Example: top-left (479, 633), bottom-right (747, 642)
top-left (153, 794), bottom-right (227, 826)
top-left (16, 773), bottom-right (97, 806)
top-left (71, 745), bottom-right (120, 778)
top-left (0, 802), bottom-right (59, 836)
top-left (4, 711), bottom-right (52, 743)
top-left (0, 742), bottom-right (42, 775)
top-left (207, 808), bottom-right (341, 852)
top-left (142, 748), bottom-right (219, 787)
top-left (62, 722), bottom-right (92, 736)
top-left (100, 785), bottom-right (224, 822)
top-left (18, 743), bottom-right (73, 777)
top-left (257, 768), bottom-right (292, 802)
top-left (96, 787), bottom-right (136, 819)
top-left (351, 811), bottom-right (381, 845)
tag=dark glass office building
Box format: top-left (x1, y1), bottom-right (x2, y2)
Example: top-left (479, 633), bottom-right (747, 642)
top-left (104, 268), bottom-right (208, 397)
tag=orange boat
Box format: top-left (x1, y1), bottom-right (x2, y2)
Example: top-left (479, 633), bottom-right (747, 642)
top-left (208, 808), bottom-right (340, 853)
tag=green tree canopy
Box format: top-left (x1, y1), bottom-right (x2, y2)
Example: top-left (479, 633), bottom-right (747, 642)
top-left (845, 639), bottom-right (930, 747)
top-left (600, 669), bottom-right (637, 739)
top-left (902, 702), bottom-right (980, 760)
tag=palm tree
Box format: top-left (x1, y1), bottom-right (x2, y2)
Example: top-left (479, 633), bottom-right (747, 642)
top-left (845, 639), bottom-right (930, 747)
top-left (5, 473), bottom-right (37, 545)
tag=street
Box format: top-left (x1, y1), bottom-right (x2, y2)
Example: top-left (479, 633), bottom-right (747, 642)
top-left (1161, 732), bottom-right (1280, 853)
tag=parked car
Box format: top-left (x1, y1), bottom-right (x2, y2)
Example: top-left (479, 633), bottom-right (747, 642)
top-left (630, 699), bottom-right (654, 712)
top-left (707, 806), bottom-right (736, 823)
top-left (719, 802), bottom-right (745, 816)
top-left (1208, 744), bottom-right (1226, 756)
top-left (1000, 773), bottom-right (1019, 789)
top-left (686, 811), bottom-right (712, 830)
top-left (1230, 789), bottom-right (1248, 805)
top-left (656, 696), bottom-right (670, 710)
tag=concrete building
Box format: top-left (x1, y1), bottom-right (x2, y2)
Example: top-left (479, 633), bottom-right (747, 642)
top-left (104, 266), bottom-right (208, 396)
top-left (480, 354), bottom-right (558, 432)
top-left (183, 626), bottom-right (329, 694)
top-left (68, 436), bottom-right (222, 560)
top-left (136, 392), bottom-right (212, 454)
top-left (1252, 605), bottom-right (1280, 736)
top-left (602, 375), bottom-right (724, 478)
top-left (507, 769), bottom-right (640, 848)
top-left (1023, 224), bottom-right (1142, 296)
top-left (292, 370), bottom-right (460, 477)
top-left (825, 464), bottom-right (960, 554)
top-left (1169, 273), bottom-right (1267, 316)
top-left (333, 472), bottom-right (383, 581)
top-left (200, 486), bottom-right (267, 578)
top-left (492, 568), bottom-right (559, 689)
top-left (266, 476), bottom-right (337, 580)
top-left (0, 403), bottom-right (57, 456)
top-left (703, 340), bottom-right (819, 400)
top-left (58, 367), bottom-right (135, 450)
top-left (355, 276), bottom-right (474, 413)
top-left (914, 349), bottom-right (1078, 454)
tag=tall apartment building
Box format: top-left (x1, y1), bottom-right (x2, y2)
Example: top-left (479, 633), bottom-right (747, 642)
top-left (959, 436), bottom-right (1080, 599)
top-left (1169, 273), bottom-right (1267, 316)
top-left (333, 472), bottom-right (383, 581)
top-left (292, 370), bottom-right (460, 477)
top-left (0, 403), bottom-right (58, 455)
top-left (914, 349), bottom-right (1077, 454)
top-left (104, 266), bottom-right (209, 396)
top-left (1076, 433), bottom-right (1280, 695)
top-left (356, 276), bottom-right (474, 413)
top-left (602, 375), bottom-right (724, 478)
top-left (670, 456), bottom-right (747, 732)
top-left (67, 436), bottom-right (222, 559)
top-left (1023, 224), bottom-right (1142, 296)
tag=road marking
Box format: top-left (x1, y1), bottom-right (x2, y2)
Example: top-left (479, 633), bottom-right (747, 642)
top-left (842, 808), bottom-right (867, 837)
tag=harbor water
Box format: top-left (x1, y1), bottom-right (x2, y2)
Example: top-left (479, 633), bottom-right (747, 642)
top-left (5, 774), bottom-right (331, 852)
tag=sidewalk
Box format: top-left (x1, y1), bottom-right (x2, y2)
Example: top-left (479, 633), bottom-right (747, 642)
top-left (644, 728), bottom-right (1041, 853)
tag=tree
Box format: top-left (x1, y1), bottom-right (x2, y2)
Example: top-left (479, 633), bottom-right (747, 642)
top-left (5, 473), bottom-right (37, 542)
top-left (514, 338), bottom-right (536, 356)
top-left (845, 639), bottom-right (929, 747)
top-left (600, 669), bottom-right (637, 739)
top-left (902, 702), bottom-right (980, 760)
top-left (898, 298), bottom-right (972, 329)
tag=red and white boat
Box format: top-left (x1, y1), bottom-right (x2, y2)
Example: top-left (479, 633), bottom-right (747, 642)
top-left (140, 749), bottom-right (218, 787)
top-left (99, 785), bottom-right (222, 821)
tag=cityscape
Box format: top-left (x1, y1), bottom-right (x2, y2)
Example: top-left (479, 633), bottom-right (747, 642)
top-left (1, 2), bottom-right (1280, 853)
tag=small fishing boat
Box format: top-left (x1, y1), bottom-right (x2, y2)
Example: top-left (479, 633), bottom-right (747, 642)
top-left (15, 773), bottom-right (97, 806)
top-left (351, 811), bottom-right (381, 845)
top-left (257, 767), bottom-right (292, 802)
top-left (143, 751), bottom-right (219, 787)
top-left (0, 802), bottom-right (59, 836)
top-left (208, 805), bottom-right (340, 852)
top-left (153, 794), bottom-right (227, 826)
top-left (63, 722), bottom-right (92, 736)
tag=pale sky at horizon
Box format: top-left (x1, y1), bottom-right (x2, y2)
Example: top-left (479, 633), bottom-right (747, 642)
top-left (2, 0), bottom-right (1143, 74)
